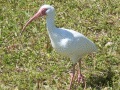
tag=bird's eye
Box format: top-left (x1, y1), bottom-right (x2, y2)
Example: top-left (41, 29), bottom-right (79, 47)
top-left (41, 8), bottom-right (47, 15)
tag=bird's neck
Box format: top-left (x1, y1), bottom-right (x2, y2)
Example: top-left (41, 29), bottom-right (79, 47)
top-left (46, 15), bottom-right (56, 31)
top-left (46, 15), bottom-right (57, 48)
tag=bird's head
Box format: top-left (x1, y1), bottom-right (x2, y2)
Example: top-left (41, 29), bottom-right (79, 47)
top-left (22, 5), bottom-right (55, 31)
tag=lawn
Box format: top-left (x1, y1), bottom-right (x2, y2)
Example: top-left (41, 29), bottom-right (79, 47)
top-left (0, 0), bottom-right (120, 90)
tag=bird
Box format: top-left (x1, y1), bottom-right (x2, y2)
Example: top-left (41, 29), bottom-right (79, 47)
top-left (22, 4), bottom-right (97, 89)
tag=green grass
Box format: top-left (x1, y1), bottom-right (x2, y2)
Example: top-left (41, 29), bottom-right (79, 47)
top-left (0, 0), bottom-right (120, 90)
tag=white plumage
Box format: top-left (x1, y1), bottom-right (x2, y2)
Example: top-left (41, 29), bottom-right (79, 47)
top-left (22, 4), bottom-right (97, 90)
top-left (48, 27), bottom-right (97, 64)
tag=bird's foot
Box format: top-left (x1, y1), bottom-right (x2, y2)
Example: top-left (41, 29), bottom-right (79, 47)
top-left (68, 70), bottom-right (75, 90)
top-left (69, 72), bottom-right (74, 89)
top-left (77, 74), bottom-right (85, 84)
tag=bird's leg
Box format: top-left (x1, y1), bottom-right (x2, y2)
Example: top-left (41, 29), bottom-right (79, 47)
top-left (77, 60), bottom-right (84, 84)
top-left (69, 64), bottom-right (76, 90)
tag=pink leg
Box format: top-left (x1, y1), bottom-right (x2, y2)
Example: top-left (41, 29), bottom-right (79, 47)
top-left (77, 60), bottom-right (85, 84)
top-left (69, 64), bottom-right (76, 90)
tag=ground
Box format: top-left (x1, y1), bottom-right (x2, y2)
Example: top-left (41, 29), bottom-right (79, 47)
top-left (0, 0), bottom-right (120, 90)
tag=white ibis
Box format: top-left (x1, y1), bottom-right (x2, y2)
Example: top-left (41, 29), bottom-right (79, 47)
top-left (22, 5), bottom-right (97, 89)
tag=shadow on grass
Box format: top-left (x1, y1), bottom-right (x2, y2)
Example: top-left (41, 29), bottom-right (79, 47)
top-left (86, 67), bottom-right (115, 89)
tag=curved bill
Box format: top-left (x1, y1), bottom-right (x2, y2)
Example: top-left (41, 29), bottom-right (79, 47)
top-left (21, 8), bottom-right (47, 32)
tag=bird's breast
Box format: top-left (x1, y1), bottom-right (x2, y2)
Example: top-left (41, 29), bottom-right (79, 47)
top-left (51, 38), bottom-right (75, 56)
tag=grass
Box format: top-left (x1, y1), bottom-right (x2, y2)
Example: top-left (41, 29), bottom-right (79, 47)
top-left (0, 0), bottom-right (120, 90)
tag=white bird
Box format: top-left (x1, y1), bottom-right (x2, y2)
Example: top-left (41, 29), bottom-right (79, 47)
top-left (22, 5), bottom-right (97, 89)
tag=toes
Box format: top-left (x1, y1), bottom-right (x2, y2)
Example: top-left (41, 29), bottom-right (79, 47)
top-left (78, 74), bottom-right (84, 83)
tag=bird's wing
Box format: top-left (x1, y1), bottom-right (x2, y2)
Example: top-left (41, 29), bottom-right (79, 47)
top-left (59, 28), bottom-right (97, 53)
